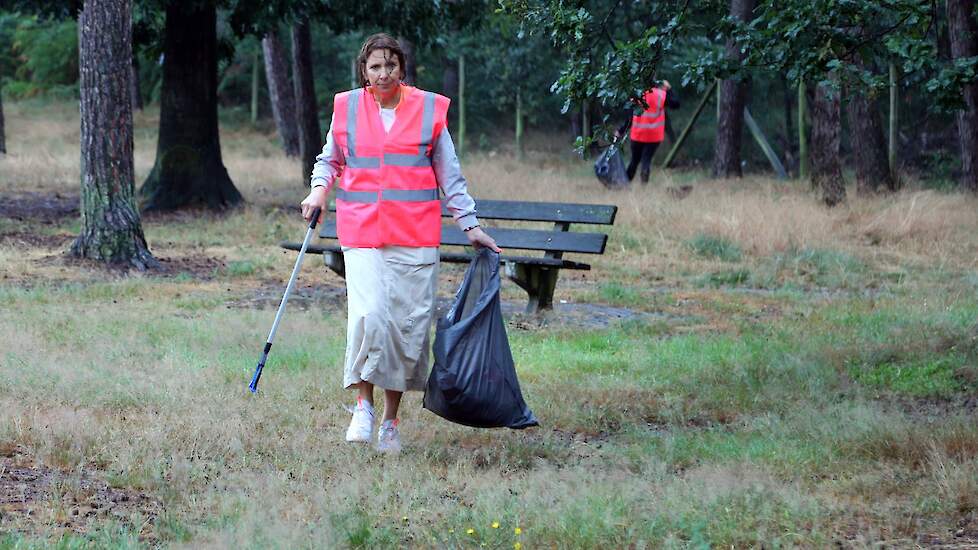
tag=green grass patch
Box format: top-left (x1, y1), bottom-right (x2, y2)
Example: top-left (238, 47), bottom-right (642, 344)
top-left (755, 246), bottom-right (866, 289)
top-left (696, 268), bottom-right (752, 287)
top-left (686, 234), bottom-right (743, 262)
top-left (596, 281), bottom-right (643, 305)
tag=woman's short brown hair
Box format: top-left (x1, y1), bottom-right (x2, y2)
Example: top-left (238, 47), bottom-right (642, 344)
top-left (356, 33), bottom-right (406, 88)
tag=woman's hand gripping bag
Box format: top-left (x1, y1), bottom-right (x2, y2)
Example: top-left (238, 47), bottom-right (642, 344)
top-left (423, 249), bottom-right (538, 429)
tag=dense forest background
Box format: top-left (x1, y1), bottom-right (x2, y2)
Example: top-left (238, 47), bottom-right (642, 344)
top-left (0, 2), bottom-right (968, 184)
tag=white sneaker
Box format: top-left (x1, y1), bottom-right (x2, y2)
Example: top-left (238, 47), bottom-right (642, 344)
top-left (376, 419), bottom-right (401, 454)
top-left (345, 396), bottom-right (374, 443)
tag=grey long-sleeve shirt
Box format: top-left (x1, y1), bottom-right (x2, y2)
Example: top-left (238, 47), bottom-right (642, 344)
top-left (310, 112), bottom-right (479, 231)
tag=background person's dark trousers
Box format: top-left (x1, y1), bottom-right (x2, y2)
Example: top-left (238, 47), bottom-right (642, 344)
top-left (626, 140), bottom-right (661, 184)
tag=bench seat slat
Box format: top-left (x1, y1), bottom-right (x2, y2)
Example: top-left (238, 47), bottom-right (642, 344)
top-left (328, 199), bottom-right (617, 225)
top-left (317, 222), bottom-right (606, 254)
top-left (280, 242), bottom-right (592, 270)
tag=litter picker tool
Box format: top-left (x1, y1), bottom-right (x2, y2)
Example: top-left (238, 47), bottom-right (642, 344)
top-left (248, 207), bottom-right (321, 393)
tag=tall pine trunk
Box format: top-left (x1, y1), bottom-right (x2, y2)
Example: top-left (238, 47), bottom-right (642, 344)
top-left (713, 0), bottom-right (754, 178)
top-left (846, 83), bottom-right (894, 194)
top-left (262, 31), bottom-right (299, 157)
top-left (398, 36), bottom-right (417, 85)
top-left (810, 80), bottom-right (846, 206)
top-left (948, 0), bottom-right (978, 192)
top-left (73, 0), bottom-right (156, 269)
top-left (291, 21), bottom-right (321, 185)
top-left (130, 53), bottom-right (142, 111)
top-left (0, 85), bottom-right (6, 155)
top-left (140, 3), bottom-right (242, 211)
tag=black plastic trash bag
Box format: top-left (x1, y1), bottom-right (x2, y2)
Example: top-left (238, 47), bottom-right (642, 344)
top-left (594, 143), bottom-right (629, 188)
top-left (423, 249), bottom-right (538, 429)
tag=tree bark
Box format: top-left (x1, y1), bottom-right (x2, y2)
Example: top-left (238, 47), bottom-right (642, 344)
top-left (0, 85), bottom-right (6, 155)
top-left (947, 0), bottom-right (978, 192)
top-left (810, 80), bottom-right (847, 206)
top-left (262, 31), bottom-right (299, 157)
top-left (130, 53), bottom-right (142, 111)
top-left (398, 36), bottom-right (417, 85)
top-left (73, 0), bottom-right (156, 268)
top-left (782, 75), bottom-right (795, 172)
top-left (443, 57), bottom-right (458, 100)
top-left (713, 0), bottom-right (754, 178)
top-left (846, 80), bottom-right (894, 194)
top-left (140, 3), bottom-right (242, 211)
top-left (291, 20), bottom-right (321, 186)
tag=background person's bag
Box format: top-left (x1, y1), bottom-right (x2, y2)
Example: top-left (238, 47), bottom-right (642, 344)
top-left (594, 142), bottom-right (629, 188)
top-left (423, 249), bottom-right (538, 429)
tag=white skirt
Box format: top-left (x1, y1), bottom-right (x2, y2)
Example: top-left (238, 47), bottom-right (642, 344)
top-left (341, 246), bottom-right (439, 392)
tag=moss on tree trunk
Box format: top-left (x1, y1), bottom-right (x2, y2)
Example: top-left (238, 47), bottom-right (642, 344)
top-left (72, 0), bottom-right (156, 269)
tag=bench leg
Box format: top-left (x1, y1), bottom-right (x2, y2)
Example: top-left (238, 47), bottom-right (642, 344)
top-left (505, 262), bottom-right (559, 314)
top-left (323, 250), bottom-right (346, 278)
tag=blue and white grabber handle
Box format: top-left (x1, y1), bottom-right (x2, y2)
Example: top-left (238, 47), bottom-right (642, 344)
top-left (248, 207), bottom-right (321, 393)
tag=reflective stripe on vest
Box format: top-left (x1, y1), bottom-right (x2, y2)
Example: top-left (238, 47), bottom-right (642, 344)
top-left (336, 188), bottom-right (440, 203)
top-left (344, 88), bottom-right (436, 169)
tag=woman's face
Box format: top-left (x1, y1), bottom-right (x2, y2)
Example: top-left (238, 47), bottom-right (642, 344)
top-left (364, 48), bottom-right (402, 91)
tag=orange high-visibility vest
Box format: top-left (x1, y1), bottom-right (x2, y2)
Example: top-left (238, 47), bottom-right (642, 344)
top-left (331, 85), bottom-right (450, 248)
top-left (630, 88), bottom-right (667, 143)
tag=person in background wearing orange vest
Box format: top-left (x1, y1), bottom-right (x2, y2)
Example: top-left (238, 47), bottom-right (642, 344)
top-left (621, 80), bottom-right (680, 184)
top-left (299, 33), bottom-right (500, 454)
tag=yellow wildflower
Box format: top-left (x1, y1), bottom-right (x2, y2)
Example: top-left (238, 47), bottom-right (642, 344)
top-left (514, 543), bottom-right (522, 550)
top-left (401, 516), bottom-right (408, 522)
top-left (514, 527), bottom-right (523, 535)
top-left (492, 521), bottom-right (500, 529)
top-left (466, 528), bottom-right (475, 535)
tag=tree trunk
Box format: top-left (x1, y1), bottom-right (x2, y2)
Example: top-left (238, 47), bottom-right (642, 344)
top-left (799, 81), bottom-right (809, 180)
top-left (140, 3), bottom-right (242, 211)
top-left (713, 0), bottom-right (755, 178)
top-left (810, 80), bottom-right (846, 206)
top-left (250, 50), bottom-right (259, 125)
top-left (443, 57), bottom-right (458, 101)
top-left (130, 53), bottom-right (142, 111)
top-left (458, 53), bottom-right (466, 156)
top-left (73, 0), bottom-right (156, 268)
top-left (398, 36), bottom-right (417, 85)
top-left (291, 20), bottom-right (321, 185)
top-left (262, 31), bottom-right (299, 157)
top-left (846, 79), bottom-right (894, 194)
top-left (947, 0), bottom-right (978, 192)
top-left (782, 75), bottom-right (795, 172)
top-left (0, 86), bottom-right (6, 155)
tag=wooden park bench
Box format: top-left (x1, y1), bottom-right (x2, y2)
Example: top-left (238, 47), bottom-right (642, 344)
top-left (281, 199), bottom-right (617, 313)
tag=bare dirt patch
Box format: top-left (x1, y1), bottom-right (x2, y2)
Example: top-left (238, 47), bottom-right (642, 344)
top-left (0, 443), bottom-right (161, 542)
top-left (0, 231), bottom-right (73, 249)
top-left (0, 193), bottom-right (78, 224)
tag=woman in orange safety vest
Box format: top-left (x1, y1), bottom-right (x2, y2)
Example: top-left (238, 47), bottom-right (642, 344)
top-left (621, 80), bottom-right (680, 184)
top-left (300, 33), bottom-right (500, 454)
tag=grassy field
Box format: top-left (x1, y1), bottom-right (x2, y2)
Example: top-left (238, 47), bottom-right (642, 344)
top-left (1, 98), bottom-right (978, 548)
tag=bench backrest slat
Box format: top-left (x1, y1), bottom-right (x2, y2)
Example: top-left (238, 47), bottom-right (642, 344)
top-left (319, 222), bottom-right (607, 254)
top-left (453, 200), bottom-right (617, 225)
top-left (329, 199), bottom-right (616, 225)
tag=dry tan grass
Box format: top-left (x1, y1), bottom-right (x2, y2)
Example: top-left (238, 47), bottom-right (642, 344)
top-left (3, 99), bottom-right (978, 546)
top-left (4, 98), bottom-right (977, 277)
